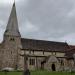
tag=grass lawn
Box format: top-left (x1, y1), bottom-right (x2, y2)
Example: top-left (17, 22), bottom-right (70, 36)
top-left (0, 71), bottom-right (75, 75)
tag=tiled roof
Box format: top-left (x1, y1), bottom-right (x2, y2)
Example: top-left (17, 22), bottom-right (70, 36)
top-left (69, 45), bottom-right (75, 49)
top-left (65, 48), bottom-right (75, 59)
top-left (21, 38), bottom-right (69, 52)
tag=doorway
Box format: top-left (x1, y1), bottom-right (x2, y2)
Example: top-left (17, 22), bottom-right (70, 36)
top-left (51, 64), bottom-right (56, 71)
top-left (41, 62), bottom-right (44, 70)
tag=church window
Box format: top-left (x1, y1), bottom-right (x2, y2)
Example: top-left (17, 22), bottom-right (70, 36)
top-left (10, 38), bottom-right (15, 41)
top-left (29, 58), bottom-right (35, 65)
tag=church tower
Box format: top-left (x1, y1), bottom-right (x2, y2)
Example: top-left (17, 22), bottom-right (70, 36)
top-left (2, 2), bottom-right (22, 69)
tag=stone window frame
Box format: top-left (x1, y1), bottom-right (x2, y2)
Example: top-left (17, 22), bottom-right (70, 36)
top-left (29, 58), bottom-right (35, 66)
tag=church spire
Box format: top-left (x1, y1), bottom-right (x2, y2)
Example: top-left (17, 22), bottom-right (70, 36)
top-left (13, 1), bottom-right (15, 6)
top-left (4, 1), bottom-right (20, 37)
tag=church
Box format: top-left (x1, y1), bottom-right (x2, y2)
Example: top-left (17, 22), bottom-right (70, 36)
top-left (0, 2), bottom-right (75, 71)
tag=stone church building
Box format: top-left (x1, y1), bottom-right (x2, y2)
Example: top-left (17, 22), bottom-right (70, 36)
top-left (0, 2), bottom-right (75, 71)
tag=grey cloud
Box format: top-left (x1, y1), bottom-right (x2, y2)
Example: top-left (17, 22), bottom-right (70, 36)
top-left (0, 0), bottom-right (75, 44)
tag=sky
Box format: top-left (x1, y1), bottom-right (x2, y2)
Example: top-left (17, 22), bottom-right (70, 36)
top-left (0, 0), bottom-right (75, 45)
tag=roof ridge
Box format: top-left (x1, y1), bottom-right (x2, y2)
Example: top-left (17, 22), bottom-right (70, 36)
top-left (21, 38), bottom-right (66, 44)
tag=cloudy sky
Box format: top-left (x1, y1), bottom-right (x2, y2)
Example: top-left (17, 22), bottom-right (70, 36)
top-left (0, 0), bottom-right (75, 45)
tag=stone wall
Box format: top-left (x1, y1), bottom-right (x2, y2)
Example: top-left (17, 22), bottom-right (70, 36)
top-left (0, 35), bottom-right (22, 70)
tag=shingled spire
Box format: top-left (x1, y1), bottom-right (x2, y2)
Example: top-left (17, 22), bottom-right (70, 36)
top-left (4, 2), bottom-right (20, 36)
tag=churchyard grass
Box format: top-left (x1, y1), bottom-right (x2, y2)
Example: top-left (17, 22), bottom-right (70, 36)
top-left (0, 70), bottom-right (75, 75)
